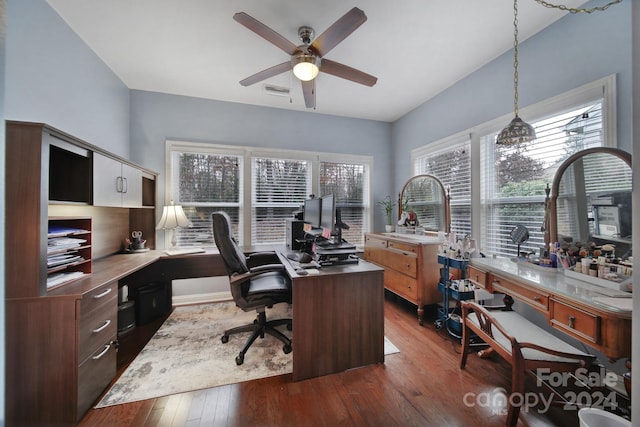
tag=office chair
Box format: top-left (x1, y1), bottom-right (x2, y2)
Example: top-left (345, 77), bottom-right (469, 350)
top-left (211, 212), bottom-right (293, 365)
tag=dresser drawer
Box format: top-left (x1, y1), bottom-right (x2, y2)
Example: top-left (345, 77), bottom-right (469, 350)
top-left (550, 298), bottom-right (601, 344)
top-left (79, 295), bottom-right (117, 362)
top-left (384, 249), bottom-right (418, 278)
top-left (77, 338), bottom-right (117, 420)
top-left (491, 275), bottom-right (549, 313)
top-left (80, 282), bottom-right (117, 316)
top-left (365, 235), bottom-right (388, 249)
top-left (388, 240), bottom-right (418, 254)
top-left (467, 265), bottom-right (489, 290)
top-left (384, 269), bottom-right (418, 301)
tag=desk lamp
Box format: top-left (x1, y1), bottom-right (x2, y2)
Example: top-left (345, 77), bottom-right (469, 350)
top-left (156, 201), bottom-right (192, 249)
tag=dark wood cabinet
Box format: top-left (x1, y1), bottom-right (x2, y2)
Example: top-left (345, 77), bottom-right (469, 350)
top-left (4, 121), bottom-right (158, 426)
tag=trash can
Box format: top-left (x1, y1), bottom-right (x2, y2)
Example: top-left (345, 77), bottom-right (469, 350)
top-left (578, 408), bottom-right (630, 427)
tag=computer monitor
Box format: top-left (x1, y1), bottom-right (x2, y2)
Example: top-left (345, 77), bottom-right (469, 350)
top-left (303, 197), bottom-right (321, 228)
top-left (320, 194), bottom-right (335, 232)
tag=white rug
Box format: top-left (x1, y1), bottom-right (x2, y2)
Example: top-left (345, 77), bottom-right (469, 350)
top-left (96, 302), bottom-right (399, 408)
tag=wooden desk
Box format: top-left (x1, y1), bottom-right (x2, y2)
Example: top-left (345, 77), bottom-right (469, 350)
top-left (468, 257), bottom-right (632, 362)
top-left (278, 253), bottom-right (385, 381)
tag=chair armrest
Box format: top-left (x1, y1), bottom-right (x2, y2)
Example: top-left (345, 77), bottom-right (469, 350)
top-left (229, 264), bottom-right (285, 285)
top-left (246, 251), bottom-right (281, 268)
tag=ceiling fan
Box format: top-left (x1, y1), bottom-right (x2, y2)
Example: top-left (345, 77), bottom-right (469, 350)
top-left (233, 7), bottom-right (377, 109)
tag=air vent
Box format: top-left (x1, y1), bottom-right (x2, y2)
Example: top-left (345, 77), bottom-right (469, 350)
top-left (263, 84), bottom-right (290, 97)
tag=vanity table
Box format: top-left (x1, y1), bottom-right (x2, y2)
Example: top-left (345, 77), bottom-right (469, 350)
top-left (468, 257), bottom-right (631, 361)
top-left (467, 147), bottom-right (633, 362)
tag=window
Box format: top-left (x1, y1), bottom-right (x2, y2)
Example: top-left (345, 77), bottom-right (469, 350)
top-left (480, 101), bottom-right (607, 258)
top-left (319, 160), bottom-right (369, 244)
top-left (251, 157), bottom-right (311, 244)
top-left (170, 149), bottom-right (242, 245)
top-left (166, 142), bottom-right (372, 248)
top-left (413, 135), bottom-right (471, 239)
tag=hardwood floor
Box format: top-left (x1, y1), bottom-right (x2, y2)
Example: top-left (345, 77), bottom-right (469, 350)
top-left (80, 294), bottom-right (587, 427)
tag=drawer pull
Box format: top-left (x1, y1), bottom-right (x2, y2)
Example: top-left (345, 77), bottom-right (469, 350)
top-left (533, 296), bottom-right (541, 302)
top-left (92, 343), bottom-right (111, 360)
top-left (568, 315), bottom-right (576, 329)
top-left (93, 288), bottom-right (112, 299)
top-left (92, 319), bottom-right (112, 334)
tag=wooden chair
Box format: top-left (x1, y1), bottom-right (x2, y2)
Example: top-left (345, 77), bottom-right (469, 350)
top-left (460, 301), bottom-right (596, 426)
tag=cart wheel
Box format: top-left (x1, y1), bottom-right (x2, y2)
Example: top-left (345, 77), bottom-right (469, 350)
top-left (235, 354), bottom-right (244, 365)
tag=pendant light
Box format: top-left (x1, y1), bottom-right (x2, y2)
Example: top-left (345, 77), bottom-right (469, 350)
top-left (496, 0), bottom-right (536, 145)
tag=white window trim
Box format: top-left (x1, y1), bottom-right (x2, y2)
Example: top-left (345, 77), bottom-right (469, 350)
top-left (164, 139), bottom-right (373, 247)
top-left (411, 75), bottom-right (617, 250)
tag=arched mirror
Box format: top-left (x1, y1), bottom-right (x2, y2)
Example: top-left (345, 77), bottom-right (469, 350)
top-left (398, 174), bottom-right (450, 233)
top-left (550, 147), bottom-right (632, 259)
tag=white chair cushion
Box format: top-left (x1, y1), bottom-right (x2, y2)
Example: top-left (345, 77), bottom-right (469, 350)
top-left (467, 310), bottom-right (590, 363)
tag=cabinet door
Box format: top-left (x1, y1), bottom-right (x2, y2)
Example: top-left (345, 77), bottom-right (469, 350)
top-left (93, 153), bottom-right (124, 207)
top-left (121, 163), bottom-right (142, 208)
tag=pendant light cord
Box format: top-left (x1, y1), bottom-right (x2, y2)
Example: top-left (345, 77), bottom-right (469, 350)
top-left (534, 0), bottom-right (622, 14)
top-left (512, 0), bottom-right (521, 118)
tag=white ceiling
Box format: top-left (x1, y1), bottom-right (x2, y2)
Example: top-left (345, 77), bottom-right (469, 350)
top-left (45, 0), bottom-right (586, 122)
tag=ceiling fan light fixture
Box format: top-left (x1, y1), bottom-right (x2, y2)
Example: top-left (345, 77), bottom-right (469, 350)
top-left (292, 53), bottom-right (320, 81)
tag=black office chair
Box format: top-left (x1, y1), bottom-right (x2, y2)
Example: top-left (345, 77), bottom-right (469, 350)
top-left (211, 211), bottom-right (293, 365)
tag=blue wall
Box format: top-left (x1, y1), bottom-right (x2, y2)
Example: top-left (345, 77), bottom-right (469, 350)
top-left (5, 0), bottom-right (130, 157)
top-left (129, 90), bottom-right (393, 230)
top-left (391, 0), bottom-right (632, 190)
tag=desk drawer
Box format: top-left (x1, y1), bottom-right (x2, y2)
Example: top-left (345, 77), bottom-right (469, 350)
top-left (468, 266), bottom-right (489, 290)
top-left (77, 338), bottom-right (117, 420)
top-left (80, 282), bottom-right (117, 316)
top-left (491, 275), bottom-right (549, 313)
top-left (388, 240), bottom-right (418, 254)
top-left (384, 269), bottom-right (418, 301)
top-left (550, 298), bottom-right (601, 344)
top-left (79, 295), bottom-right (117, 362)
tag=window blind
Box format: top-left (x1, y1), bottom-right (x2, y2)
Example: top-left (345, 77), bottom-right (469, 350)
top-left (480, 102), bottom-right (604, 258)
top-left (414, 140), bottom-right (471, 239)
top-left (171, 151), bottom-right (242, 247)
top-left (319, 161), bottom-right (369, 245)
top-left (251, 157), bottom-right (311, 244)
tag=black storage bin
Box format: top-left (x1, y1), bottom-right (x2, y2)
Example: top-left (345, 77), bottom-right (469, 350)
top-left (130, 282), bottom-right (171, 325)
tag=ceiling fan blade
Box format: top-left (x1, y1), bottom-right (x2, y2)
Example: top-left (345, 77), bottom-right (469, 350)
top-left (234, 12), bottom-right (299, 55)
top-left (310, 7), bottom-right (367, 57)
top-left (301, 80), bottom-right (316, 109)
top-left (320, 59), bottom-right (377, 87)
top-left (239, 61), bottom-right (292, 86)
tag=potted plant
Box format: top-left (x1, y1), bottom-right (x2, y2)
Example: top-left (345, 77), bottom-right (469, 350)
top-left (378, 196), bottom-right (396, 232)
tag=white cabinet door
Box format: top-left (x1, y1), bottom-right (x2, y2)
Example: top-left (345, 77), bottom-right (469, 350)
top-left (93, 153), bottom-right (143, 207)
top-left (121, 163), bottom-right (142, 208)
top-left (93, 153), bottom-right (123, 207)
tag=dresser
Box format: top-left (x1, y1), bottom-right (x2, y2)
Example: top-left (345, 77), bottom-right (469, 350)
top-left (468, 257), bottom-right (632, 361)
top-left (364, 232), bottom-right (442, 324)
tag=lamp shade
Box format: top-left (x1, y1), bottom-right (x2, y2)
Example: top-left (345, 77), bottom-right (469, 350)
top-left (292, 53), bottom-right (320, 81)
top-left (156, 203), bottom-right (192, 230)
top-left (496, 116), bottom-right (536, 145)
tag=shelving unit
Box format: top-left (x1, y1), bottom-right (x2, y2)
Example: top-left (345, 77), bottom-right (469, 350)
top-left (435, 255), bottom-right (470, 338)
top-left (47, 217), bottom-right (92, 290)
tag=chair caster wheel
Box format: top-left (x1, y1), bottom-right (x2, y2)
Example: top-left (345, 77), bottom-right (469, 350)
top-left (287, 323), bottom-right (293, 331)
top-left (235, 354), bottom-right (244, 365)
top-left (221, 334), bottom-right (229, 344)
top-left (283, 344), bottom-right (292, 354)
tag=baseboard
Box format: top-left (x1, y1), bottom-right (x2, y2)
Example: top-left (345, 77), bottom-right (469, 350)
top-left (172, 291), bottom-right (232, 307)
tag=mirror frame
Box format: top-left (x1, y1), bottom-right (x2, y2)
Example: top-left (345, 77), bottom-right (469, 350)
top-left (549, 147), bottom-right (632, 247)
top-left (398, 174), bottom-right (451, 233)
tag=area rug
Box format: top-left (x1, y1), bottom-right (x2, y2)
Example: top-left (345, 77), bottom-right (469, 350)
top-left (96, 302), bottom-right (399, 408)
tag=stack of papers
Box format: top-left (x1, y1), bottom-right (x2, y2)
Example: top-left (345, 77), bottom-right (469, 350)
top-left (47, 271), bottom-right (85, 288)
